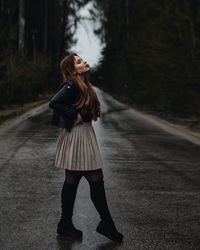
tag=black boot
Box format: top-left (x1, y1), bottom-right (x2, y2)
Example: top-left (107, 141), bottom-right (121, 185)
top-left (57, 181), bottom-right (82, 239)
top-left (89, 180), bottom-right (123, 242)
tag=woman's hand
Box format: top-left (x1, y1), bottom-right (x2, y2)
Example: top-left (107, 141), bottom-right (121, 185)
top-left (74, 113), bottom-right (83, 125)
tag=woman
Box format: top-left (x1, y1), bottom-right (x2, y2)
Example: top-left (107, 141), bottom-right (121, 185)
top-left (49, 53), bottom-right (123, 242)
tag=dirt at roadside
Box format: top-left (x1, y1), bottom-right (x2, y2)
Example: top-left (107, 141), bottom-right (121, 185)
top-left (0, 92), bottom-right (54, 126)
top-left (101, 87), bottom-right (200, 134)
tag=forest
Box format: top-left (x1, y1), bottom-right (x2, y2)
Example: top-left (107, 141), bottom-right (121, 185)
top-left (0, 0), bottom-right (200, 120)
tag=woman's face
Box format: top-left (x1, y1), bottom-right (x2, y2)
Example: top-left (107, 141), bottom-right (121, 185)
top-left (73, 55), bottom-right (90, 75)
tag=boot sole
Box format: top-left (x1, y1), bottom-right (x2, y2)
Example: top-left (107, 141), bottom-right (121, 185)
top-left (57, 230), bottom-right (83, 239)
top-left (96, 225), bottom-right (123, 242)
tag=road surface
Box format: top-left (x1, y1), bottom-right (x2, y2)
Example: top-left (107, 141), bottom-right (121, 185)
top-left (0, 88), bottom-right (200, 250)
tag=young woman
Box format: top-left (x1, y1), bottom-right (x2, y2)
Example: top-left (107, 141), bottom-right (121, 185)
top-left (49, 53), bottom-right (123, 242)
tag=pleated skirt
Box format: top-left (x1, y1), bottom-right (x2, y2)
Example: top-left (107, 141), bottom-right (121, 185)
top-left (55, 122), bottom-right (104, 171)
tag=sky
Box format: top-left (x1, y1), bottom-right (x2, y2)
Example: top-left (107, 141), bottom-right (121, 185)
top-left (70, 2), bottom-right (104, 67)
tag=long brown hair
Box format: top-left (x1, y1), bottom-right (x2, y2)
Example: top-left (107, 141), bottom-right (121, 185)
top-left (59, 53), bottom-right (101, 121)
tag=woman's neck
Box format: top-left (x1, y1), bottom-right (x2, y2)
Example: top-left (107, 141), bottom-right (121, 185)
top-left (72, 72), bottom-right (89, 87)
top-left (76, 74), bottom-right (86, 83)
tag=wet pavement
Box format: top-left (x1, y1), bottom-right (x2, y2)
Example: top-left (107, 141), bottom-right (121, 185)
top-left (0, 88), bottom-right (200, 250)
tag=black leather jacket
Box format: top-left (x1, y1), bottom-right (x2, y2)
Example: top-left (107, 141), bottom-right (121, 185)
top-left (49, 80), bottom-right (93, 131)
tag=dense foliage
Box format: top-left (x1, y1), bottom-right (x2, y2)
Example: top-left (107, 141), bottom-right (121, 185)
top-left (92, 0), bottom-right (200, 118)
top-left (1, 0), bottom-right (200, 119)
top-left (0, 0), bottom-right (90, 107)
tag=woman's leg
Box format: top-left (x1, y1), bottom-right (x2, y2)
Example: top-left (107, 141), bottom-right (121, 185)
top-left (84, 169), bottom-right (123, 242)
top-left (84, 169), bottom-right (112, 222)
top-left (57, 170), bottom-right (82, 238)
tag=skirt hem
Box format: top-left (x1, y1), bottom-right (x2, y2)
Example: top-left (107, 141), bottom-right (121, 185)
top-left (54, 122), bottom-right (104, 171)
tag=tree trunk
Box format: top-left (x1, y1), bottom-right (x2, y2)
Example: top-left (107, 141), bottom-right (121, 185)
top-left (44, 0), bottom-right (48, 54)
top-left (18, 0), bottom-right (25, 55)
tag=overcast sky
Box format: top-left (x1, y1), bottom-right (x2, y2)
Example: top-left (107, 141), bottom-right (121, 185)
top-left (70, 2), bottom-right (104, 67)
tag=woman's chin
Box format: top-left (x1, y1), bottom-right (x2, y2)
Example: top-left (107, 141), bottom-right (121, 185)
top-left (85, 68), bottom-right (90, 74)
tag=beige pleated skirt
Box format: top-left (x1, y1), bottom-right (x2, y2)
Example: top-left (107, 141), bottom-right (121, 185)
top-left (55, 122), bottom-right (104, 171)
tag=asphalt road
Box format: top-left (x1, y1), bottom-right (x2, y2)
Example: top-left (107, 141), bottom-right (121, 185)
top-left (0, 88), bottom-right (200, 250)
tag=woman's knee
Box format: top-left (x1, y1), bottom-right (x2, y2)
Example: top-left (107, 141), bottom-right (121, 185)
top-left (65, 170), bottom-right (82, 184)
top-left (84, 169), bottom-right (104, 184)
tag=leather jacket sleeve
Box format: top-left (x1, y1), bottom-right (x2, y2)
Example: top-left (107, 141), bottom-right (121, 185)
top-left (49, 81), bottom-right (79, 130)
